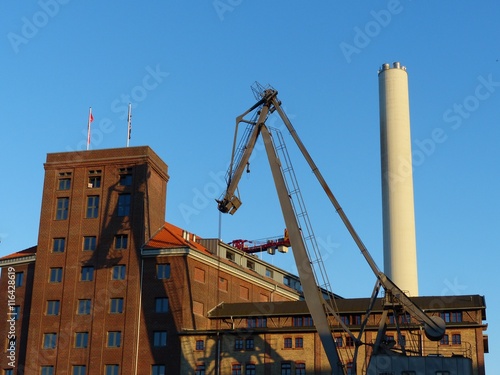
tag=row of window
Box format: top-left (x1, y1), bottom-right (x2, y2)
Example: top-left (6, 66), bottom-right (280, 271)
top-left (52, 234), bottom-right (128, 253)
top-left (220, 362), bottom-right (306, 375)
top-left (55, 194), bottom-right (131, 220)
top-left (57, 169), bottom-right (133, 191)
top-left (440, 333), bottom-right (462, 345)
top-left (15, 363), bottom-right (167, 375)
top-left (45, 263), bottom-right (170, 283)
top-left (41, 330), bottom-right (167, 350)
top-left (44, 297), bottom-right (169, 315)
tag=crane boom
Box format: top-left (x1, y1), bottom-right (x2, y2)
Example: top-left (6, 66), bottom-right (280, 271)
top-left (217, 84), bottom-right (445, 374)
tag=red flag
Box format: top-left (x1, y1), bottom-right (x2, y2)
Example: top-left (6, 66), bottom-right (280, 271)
top-left (89, 111), bottom-right (94, 123)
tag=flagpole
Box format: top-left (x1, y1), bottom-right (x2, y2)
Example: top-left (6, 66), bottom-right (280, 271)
top-left (87, 107), bottom-right (93, 151)
top-left (126, 103), bottom-right (132, 147)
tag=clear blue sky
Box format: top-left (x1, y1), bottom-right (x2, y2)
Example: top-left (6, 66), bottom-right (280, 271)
top-left (1, 1), bottom-right (498, 371)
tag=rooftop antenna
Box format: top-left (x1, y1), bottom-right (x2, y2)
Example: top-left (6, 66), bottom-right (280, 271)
top-left (126, 103), bottom-right (132, 147)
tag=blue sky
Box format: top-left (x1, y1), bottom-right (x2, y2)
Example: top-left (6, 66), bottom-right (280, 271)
top-left (1, 1), bottom-right (499, 371)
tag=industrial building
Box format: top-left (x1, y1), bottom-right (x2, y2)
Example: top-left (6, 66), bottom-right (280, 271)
top-left (0, 145), bottom-right (488, 374)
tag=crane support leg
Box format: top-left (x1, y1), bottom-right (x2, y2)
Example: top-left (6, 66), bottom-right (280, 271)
top-left (260, 125), bottom-right (345, 375)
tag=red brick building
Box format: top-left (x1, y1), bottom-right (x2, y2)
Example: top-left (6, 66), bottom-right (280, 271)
top-left (0, 146), bottom-right (488, 374)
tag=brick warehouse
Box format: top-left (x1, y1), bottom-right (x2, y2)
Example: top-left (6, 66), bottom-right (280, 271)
top-left (0, 146), bottom-right (488, 374)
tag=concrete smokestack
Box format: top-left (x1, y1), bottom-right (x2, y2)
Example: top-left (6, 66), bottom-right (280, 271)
top-left (378, 62), bottom-right (419, 296)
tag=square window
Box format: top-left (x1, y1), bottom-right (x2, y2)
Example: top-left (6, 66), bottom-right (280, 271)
top-left (115, 234), bottom-right (128, 250)
top-left (72, 365), bottom-right (86, 375)
top-left (265, 268), bottom-right (273, 278)
top-left (49, 268), bottom-right (63, 283)
top-left (119, 173), bottom-right (132, 186)
top-left (112, 265), bottom-right (126, 280)
top-left (295, 337), bottom-right (304, 348)
top-left (75, 332), bottom-right (89, 348)
top-left (43, 333), bottom-right (57, 349)
top-left (235, 338), bottom-right (243, 350)
top-left (452, 334), bottom-right (461, 345)
top-left (245, 364), bottom-right (256, 375)
top-left (295, 363), bottom-right (306, 375)
top-left (86, 196), bottom-right (99, 218)
top-left (232, 364), bottom-right (242, 375)
top-left (196, 339), bottom-right (204, 350)
top-left (52, 238), bottom-right (65, 253)
top-left (118, 194), bottom-right (131, 216)
top-left (156, 264), bottom-right (170, 279)
top-left (245, 338), bottom-right (254, 350)
top-left (56, 197), bottom-right (69, 220)
top-left (83, 236), bottom-right (96, 251)
top-left (88, 175), bottom-right (101, 188)
top-left (440, 334), bottom-right (449, 345)
top-left (281, 362), bottom-right (291, 375)
top-left (284, 337), bottom-right (292, 349)
top-left (153, 331), bottom-right (167, 347)
top-left (105, 365), bottom-right (119, 375)
top-left (107, 331), bottom-right (121, 347)
top-left (152, 365), bottom-right (166, 375)
top-left (195, 364), bottom-right (205, 375)
top-left (77, 299), bottom-right (91, 315)
top-left (46, 300), bottom-right (60, 316)
top-left (110, 298), bottom-right (124, 314)
top-left (155, 297), bottom-right (169, 313)
top-left (41, 366), bottom-right (54, 375)
top-left (81, 266), bottom-right (94, 281)
top-left (58, 178), bottom-right (71, 190)
top-left (15, 272), bottom-right (24, 287)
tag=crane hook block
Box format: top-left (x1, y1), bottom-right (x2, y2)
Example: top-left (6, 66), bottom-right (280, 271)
top-left (217, 195), bottom-right (242, 215)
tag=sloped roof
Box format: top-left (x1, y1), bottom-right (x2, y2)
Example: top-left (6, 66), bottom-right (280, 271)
top-left (143, 222), bottom-right (211, 255)
top-left (0, 245), bottom-right (37, 262)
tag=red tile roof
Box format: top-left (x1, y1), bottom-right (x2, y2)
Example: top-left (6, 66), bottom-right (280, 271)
top-left (144, 222), bottom-right (211, 255)
top-left (0, 246), bottom-right (37, 261)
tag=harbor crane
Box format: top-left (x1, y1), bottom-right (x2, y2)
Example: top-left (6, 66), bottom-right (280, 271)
top-left (216, 84), bottom-right (469, 374)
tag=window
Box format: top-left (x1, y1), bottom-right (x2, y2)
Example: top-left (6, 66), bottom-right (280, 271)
top-left (340, 315), bottom-right (349, 325)
top-left (75, 332), bottom-right (89, 348)
top-left (115, 234), bottom-right (128, 250)
top-left (153, 331), bottom-right (167, 347)
top-left (15, 272), bottom-right (23, 287)
top-left (398, 334), bottom-right (406, 346)
top-left (195, 340), bottom-right (204, 350)
top-left (78, 299), bottom-right (91, 315)
top-left (440, 334), bottom-right (449, 345)
top-left (152, 365), bottom-right (166, 375)
top-left (346, 336), bottom-right (354, 347)
top-left (194, 363), bottom-right (205, 375)
top-left (452, 333), bottom-right (461, 345)
top-left (119, 173), bottom-right (132, 186)
top-left (155, 297), bottom-right (169, 313)
top-left (235, 338), bottom-right (243, 350)
top-left (295, 337), bottom-right (303, 348)
top-left (281, 362), bottom-right (291, 375)
top-left (335, 336), bottom-right (343, 347)
top-left (52, 237), bottom-right (65, 253)
top-left (156, 264), bottom-right (170, 279)
top-left (245, 364), bottom-right (256, 375)
top-left (245, 338), bottom-right (254, 350)
top-left (81, 266), bottom-right (94, 281)
top-left (46, 300), bottom-right (60, 316)
top-left (112, 265), bottom-right (126, 280)
top-left (49, 268), bottom-right (63, 283)
top-left (284, 337), bottom-right (292, 349)
top-left (83, 236), bottom-right (96, 251)
top-left (265, 268), bottom-right (273, 278)
top-left (41, 366), bottom-right (54, 375)
top-left (247, 317), bottom-right (267, 328)
top-left (107, 331), bottom-right (121, 347)
top-left (219, 277), bottom-right (228, 291)
top-left (352, 314), bottom-right (362, 325)
top-left (105, 365), bottom-right (119, 375)
top-left (72, 365), bottom-right (86, 375)
top-left (110, 298), bottom-right (124, 314)
top-left (247, 260), bottom-right (255, 271)
top-left (231, 364), bottom-right (242, 375)
top-left (56, 197), bottom-right (69, 220)
top-left (58, 178), bottom-right (71, 190)
top-left (86, 196), bottom-right (99, 218)
top-left (346, 362), bottom-right (354, 375)
top-left (295, 363), bottom-right (306, 375)
top-left (293, 316), bottom-right (313, 327)
top-left (88, 175), bottom-right (101, 188)
top-left (226, 251), bottom-right (235, 262)
top-left (441, 311), bottom-right (463, 323)
top-left (43, 333), bottom-right (57, 349)
top-left (117, 194), bottom-right (131, 216)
